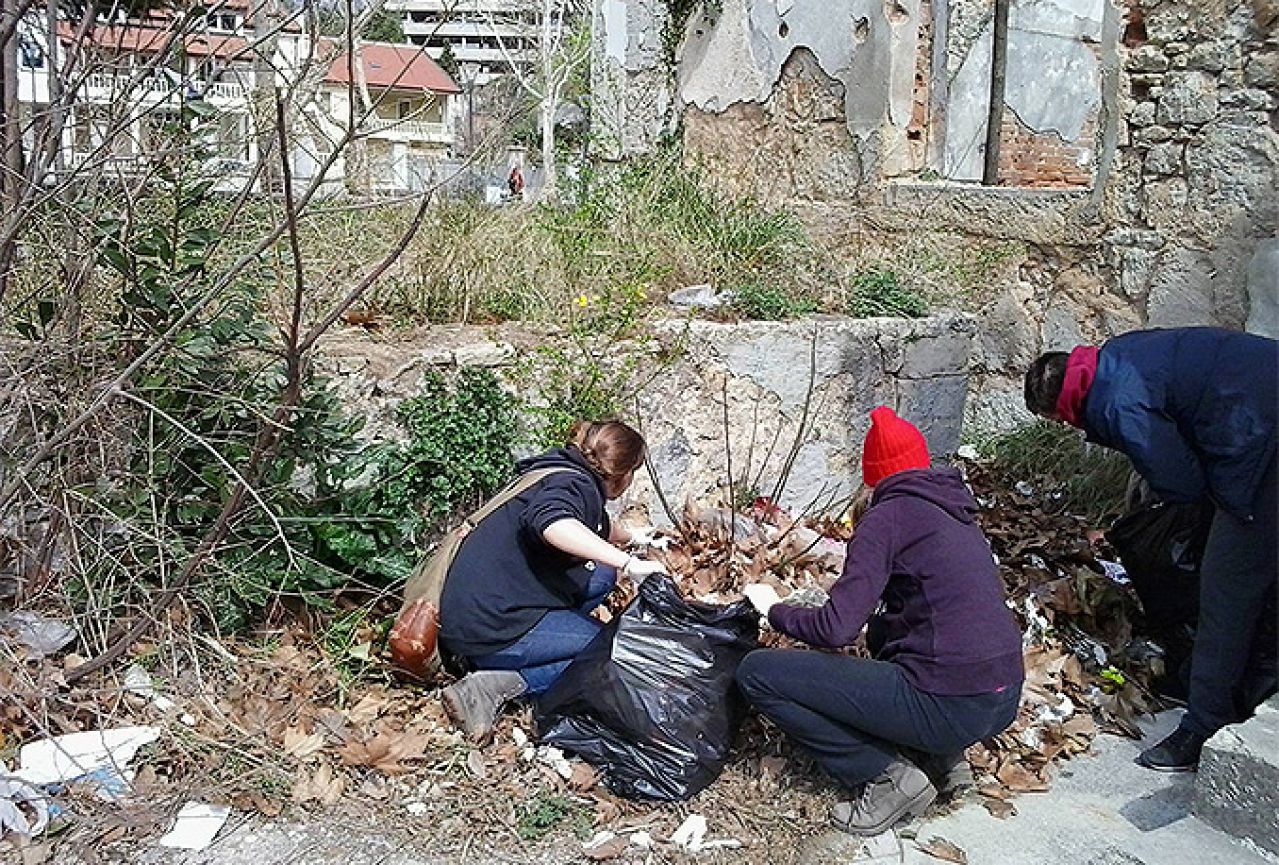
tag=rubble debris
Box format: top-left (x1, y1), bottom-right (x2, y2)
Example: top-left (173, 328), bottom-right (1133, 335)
top-left (0, 777), bottom-right (49, 838)
top-left (0, 612), bottom-right (76, 660)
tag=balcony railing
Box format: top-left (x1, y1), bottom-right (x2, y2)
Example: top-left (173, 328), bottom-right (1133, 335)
top-left (363, 117), bottom-right (453, 144)
top-left (81, 72), bottom-right (248, 103)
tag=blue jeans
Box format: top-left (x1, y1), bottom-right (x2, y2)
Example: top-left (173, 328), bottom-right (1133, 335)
top-left (736, 650), bottom-right (1021, 788)
top-left (470, 563), bottom-right (616, 695)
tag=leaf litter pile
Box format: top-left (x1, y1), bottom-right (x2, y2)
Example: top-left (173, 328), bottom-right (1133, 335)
top-left (1, 458), bottom-right (1168, 863)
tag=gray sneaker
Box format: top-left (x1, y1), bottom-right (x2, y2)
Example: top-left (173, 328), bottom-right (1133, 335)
top-left (830, 758), bottom-right (938, 836)
top-left (441, 670), bottom-right (526, 744)
top-left (918, 751), bottom-right (975, 795)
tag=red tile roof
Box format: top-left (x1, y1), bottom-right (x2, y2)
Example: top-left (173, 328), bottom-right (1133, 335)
top-left (323, 42), bottom-right (461, 95)
top-left (58, 22), bottom-right (252, 60)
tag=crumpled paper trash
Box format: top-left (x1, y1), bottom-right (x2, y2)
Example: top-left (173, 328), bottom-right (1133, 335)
top-left (0, 611), bottom-right (76, 659)
top-left (0, 777), bottom-right (49, 838)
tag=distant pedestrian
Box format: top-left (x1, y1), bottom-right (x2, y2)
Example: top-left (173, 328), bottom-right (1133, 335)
top-left (1024, 326), bottom-right (1278, 772)
top-left (737, 407), bottom-right (1024, 836)
top-left (507, 164), bottom-right (525, 199)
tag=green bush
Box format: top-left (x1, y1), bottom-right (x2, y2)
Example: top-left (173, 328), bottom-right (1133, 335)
top-left (732, 280), bottom-right (819, 320)
top-left (847, 269), bottom-right (928, 318)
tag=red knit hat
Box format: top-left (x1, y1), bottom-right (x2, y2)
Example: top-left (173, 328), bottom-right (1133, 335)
top-left (862, 406), bottom-right (931, 487)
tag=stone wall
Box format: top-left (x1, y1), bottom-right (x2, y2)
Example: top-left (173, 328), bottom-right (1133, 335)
top-left (592, 0), bottom-right (1279, 436)
top-left (318, 314), bottom-right (974, 524)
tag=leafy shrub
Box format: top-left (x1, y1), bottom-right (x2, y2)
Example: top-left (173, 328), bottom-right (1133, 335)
top-left (515, 795), bottom-right (593, 841)
top-left (846, 269), bottom-right (928, 318)
top-left (732, 280), bottom-right (819, 320)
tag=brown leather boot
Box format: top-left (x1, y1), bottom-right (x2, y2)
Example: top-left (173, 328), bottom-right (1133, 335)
top-left (830, 758), bottom-right (937, 836)
top-left (441, 670), bottom-right (526, 744)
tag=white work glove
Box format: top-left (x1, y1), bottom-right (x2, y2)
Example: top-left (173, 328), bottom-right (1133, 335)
top-left (742, 584), bottom-right (782, 617)
top-left (622, 555), bottom-right (668, 584)
top-left (628, 526), bottom-right (671, 551)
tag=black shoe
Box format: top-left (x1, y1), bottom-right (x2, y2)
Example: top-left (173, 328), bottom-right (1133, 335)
top-left (1135, 726), bottom-right (1206, 772)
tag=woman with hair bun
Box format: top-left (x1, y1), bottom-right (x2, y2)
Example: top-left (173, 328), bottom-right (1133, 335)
top-left (439, 420), bottom-right (668, 742)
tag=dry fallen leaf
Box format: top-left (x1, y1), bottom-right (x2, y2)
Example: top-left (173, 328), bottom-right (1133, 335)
top-left (917, 837), bottom-right (968, 863)
top-left (568, 762), bottom-right (597, 792)
top-left (467, 749), bottom-right (488, 779)
top-left (337, 731), bottom-right (431, 774)
top-left (283, 727), bottom-right (326, 761)
top-left (584, 836), bottom-right (628, 860)
top-left (293, 761), bottom-right (346, 805)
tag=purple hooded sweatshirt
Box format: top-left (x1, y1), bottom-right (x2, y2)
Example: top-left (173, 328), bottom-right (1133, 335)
top-left (769, 467), bottom-right (1024, 696)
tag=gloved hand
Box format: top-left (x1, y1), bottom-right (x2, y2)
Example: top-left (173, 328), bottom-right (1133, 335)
top-left (628, 526), bottom-right (672, 551)
top-left (742, 583), bottom-right (782, 617)
top-left (622, 555), bottom-right (668, 584)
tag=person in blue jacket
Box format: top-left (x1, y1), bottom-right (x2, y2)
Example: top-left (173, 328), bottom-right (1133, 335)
top-left (1024, 327), bottom-right (1278, 771)
top-left (439, 420), bottom-right (667, 743)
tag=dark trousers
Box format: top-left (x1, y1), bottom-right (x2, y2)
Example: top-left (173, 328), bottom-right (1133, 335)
top-left (736, 649), bottom-right (1021, 789)
top-left (1183, 457), bottom-right (1279, 738)
top-left (470, 563), bottom-right (616, 696)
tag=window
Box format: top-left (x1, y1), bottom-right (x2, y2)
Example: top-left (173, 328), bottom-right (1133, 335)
top-left (18, 37), bottom-right (43, 69)
top-left (397, 99), bottom-right (414, 120)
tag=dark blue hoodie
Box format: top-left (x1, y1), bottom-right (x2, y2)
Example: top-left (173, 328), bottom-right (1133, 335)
top-left (769, 467), bottom-right (1024, 696)
top-left (439, 447), bottom-right (608, 657)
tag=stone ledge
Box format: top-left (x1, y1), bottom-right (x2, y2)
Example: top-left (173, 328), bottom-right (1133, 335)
top-left (1191, 695), bottom-right (1279, 857)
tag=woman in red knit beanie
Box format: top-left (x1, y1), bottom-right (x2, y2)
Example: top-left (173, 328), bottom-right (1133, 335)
top-left (737, 407), bottom-right (1024, 836)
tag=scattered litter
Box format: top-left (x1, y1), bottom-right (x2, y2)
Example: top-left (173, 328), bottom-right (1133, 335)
top-left (861, 829), bottom-right (901, 858)
top-left (13, 726), bottom-right (160, 786)
top-left (533, 746), bottom-right (573, 780)
top-left (629, 830), bottom-right (653, 848)
top-left (1035, 694), bottom-right (1076, 725)
top-left (1097, 559), bottom-right (1131, 586)
top-left (511, 727), bottom-right (529, 748)
top-left (157, 801), bottom-right (230, 851)
top-left (404, 800), bottom-right (428, 816)
top-left (1014, 480), bottom-right (1035, 497)
top-left (124, 664), bottom-right (177, 712)
top-left (668, 284), bottom-right (732, 309)
top-left (0, 776), bottom-right (49, 838)
top-left (669, 814), bottom-right (707, 852)
top-left (0, 612), bottom-right (76, 659)
top-left (956, 444), bottom-right (980, 461)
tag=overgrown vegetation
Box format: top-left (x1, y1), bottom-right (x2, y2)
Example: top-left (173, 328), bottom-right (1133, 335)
top-left (515, 795), bottom-right (594, 841)
top-left (981, 421), bottom-right (1132, 519)
top-left (846, 268), bottom-right (928, 318)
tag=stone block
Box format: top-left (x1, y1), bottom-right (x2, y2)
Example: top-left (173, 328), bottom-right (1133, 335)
top-left (1133, 125), bottom-right (1173, 144)
top-left (453, 341), bottom-right (516, 367)
top-left (896, 375), bottom-right (967, 457)
top-left (1192, 696), bottom-right (1279, 857)
top-left (1126, 45), bottom-right (1168, 73)
top-left (1146, 247), bottom-right (1215, 327)
top-left (1219, 88), bottom-right (1274, 111)
top-left (1247, 238), bottom-right (1279, 339)
top-left (1128, 101), bottom-right (1156, 127)
top-left (1143, 142), bottom-right (1183, 176)
top-left (1141, 178), bottom-right (1189, 231)
top-left (1244, 51), bottom-right (1279, 88)
top-left (1157, 70), bottom-right (1219, 125)
top-left (1185, 41), bottom-right (1234, 73)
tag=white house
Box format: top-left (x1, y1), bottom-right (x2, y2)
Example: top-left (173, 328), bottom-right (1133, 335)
top-left (10, 1), bottom-right (460, 195)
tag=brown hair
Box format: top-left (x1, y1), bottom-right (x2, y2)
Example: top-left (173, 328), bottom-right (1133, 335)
top-left (569, 420), bottom-right (645, 498)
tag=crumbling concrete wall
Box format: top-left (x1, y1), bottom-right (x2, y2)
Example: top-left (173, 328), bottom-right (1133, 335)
top-left (318, 315), bottom-right (974, 522)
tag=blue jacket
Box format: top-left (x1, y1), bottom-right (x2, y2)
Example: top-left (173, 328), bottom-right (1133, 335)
top-left (1082, 327), bottom-right (1278, 520)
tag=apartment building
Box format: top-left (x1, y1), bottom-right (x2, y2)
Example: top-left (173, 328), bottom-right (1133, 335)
top-left (384, 0), bottom-right (539, 85)
top-left (11, 1), bottom-right (460, 194)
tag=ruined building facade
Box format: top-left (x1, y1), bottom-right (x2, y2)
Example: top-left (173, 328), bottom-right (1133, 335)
top-left (592, 0), bottom-right (1279, 427)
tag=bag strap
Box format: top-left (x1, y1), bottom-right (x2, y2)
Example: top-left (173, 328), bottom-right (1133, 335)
top-left (458, 466), bottom-right (582, 532)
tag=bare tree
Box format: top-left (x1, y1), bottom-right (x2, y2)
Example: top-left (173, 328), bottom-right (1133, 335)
top-left (488, 0), bottom-right (589, 201)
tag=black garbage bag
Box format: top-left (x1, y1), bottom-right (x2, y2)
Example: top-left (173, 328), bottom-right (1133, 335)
top-left (535, 575), bottom-right (759, 801)
top-left (1106, 500), bottom-right (1213, 639)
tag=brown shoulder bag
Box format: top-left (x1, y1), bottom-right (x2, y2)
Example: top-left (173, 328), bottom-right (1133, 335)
top-left (388, 466), bottom-right (579, 681)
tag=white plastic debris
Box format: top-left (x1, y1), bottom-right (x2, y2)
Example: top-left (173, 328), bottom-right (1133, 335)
top-left (124, 664), bottom-right (177, 712)
top-left (629, 831), bottom-right (653, 848)
top-left (1036, 694), bottom-right (1076, 725)
top-left (0, 776), bottom-right (49, 837)
top-left (1015, 480), bottom-right (1036, 497)
top-left (670, 814), bottom-right (708, 852)
top-left (404, 800), bottom-right (428, 816)
top-left (157, 802), bottom-right (230, 851)
top-left (534, 746), bottom-right (573, 780)
top-left (583, 830), bottom-right (617, 851)
top-left (13, 726), bottom-right (160, 786)
top-left (0, 611), bottom-right (76, 659)
top-left (1098, 559), bottom-right (1131, 586)
top-left (957, 444), bottom-right (980, 461)
top-left (511, 727), bottom-right (529, 748)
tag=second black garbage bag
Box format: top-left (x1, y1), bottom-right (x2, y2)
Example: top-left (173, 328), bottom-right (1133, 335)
top-left (534, 574), bottom-right (760, 801)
